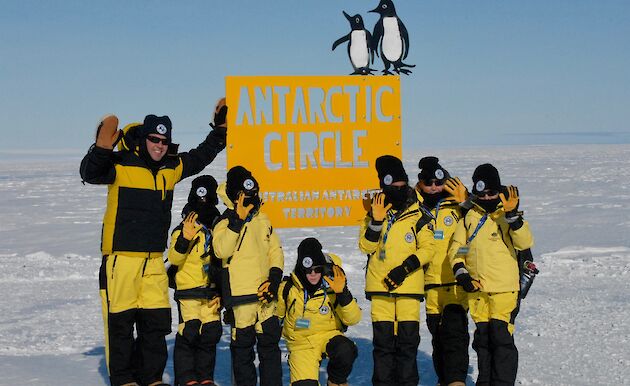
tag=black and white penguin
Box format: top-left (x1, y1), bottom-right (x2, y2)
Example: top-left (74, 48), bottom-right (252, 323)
top-left (332, 11), bottom-right (376, 75)
top-left (370, 0), bottom-right (416, 75)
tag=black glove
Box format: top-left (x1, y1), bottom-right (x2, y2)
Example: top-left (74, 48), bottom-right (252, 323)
top-left (453, 262), bottom-right (481, 292)
top-left (384, 254), bottom-right (420, 290)
top-left (257, 267), bottom-right (283, 304)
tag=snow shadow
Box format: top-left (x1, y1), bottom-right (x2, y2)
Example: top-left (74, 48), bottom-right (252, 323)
top-left (88, 335), bottom-right (474, 385)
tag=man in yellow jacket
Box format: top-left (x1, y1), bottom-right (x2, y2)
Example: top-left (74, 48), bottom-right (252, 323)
top-left (448, 164), bottom-right (534, 386)
top-left (276, 238), bottom-right (361, 386)
top-left (415, 156), bottom-right (470, 386)
top-left (168, 175), bottom-right (222, 386)
top-left (359, 155), bottom-right (434, 386)
top-left (212, 166), bottom-right (284, 386)
top-left (80, 102), bottom-right (227, 386)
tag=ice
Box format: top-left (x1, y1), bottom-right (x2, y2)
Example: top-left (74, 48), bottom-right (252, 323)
top-left (1, 144), bottom-right (629, 385)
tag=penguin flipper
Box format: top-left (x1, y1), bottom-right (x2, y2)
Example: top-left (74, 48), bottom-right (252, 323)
top-left (366, 30), bottom-right (376, 64)
top-left (398, 19), bottom-right (411, 60)
top-left (371, 20), bottom-right (384, 58)
top-left (332, 34), bottom-right (350, 51)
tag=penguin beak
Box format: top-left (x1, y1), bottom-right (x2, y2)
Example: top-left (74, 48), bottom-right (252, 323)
top-left (343, 11), bottom-right (352, 22)
top-left (369, 7), bottom-right (379, 13)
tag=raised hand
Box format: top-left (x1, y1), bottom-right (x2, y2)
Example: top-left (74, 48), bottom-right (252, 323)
top-left (444, 177), bottom-right (468, 204)
top-left (182, 211), bottom-right (202, 240)
top-left (324, 265), bottom-right (347, 294)
top-left (371, 192), bottom-right (392, 222)
top-left (95, 114), bottom-right (120, 150)
top-left (235, 192), bottom-right (254, 220)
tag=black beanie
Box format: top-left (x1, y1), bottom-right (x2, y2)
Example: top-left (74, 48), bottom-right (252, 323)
top-left (417, 156), bottom-right (449, 182)
top-left (188, 175), bottom-right (218, 207)
top-left (472, 163), bottom-right (501, 193)
top-left (296, 237), bottom-right (328, 273)
top-left (140, 115), bottom-right (172, 143)
top-left (375, 155), bottom-right (408, 188)
top-left (226, 166), bottom-right (259, 202)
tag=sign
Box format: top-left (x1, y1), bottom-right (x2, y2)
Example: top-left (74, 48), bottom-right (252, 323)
top-left (226, 75), bottom-right (401, 227)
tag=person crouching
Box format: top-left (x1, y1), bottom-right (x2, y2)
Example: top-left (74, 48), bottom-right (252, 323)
top-left (276, 238), bottom-right (361, 386)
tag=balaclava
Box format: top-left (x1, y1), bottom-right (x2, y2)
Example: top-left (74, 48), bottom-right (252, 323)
top-left (183, 175), bottom-right (219, 227)
top-left (375, 155), bottom-right (412, 211)
top-left (417, 156), bottom-right (450, 208)
top-left (472, 163), bottom-right (502, 213)
top-left (226, 166), bottom-right (261, 211)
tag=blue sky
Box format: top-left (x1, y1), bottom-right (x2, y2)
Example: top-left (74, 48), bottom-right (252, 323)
top-left (1, 0), bottom-right (629, 152)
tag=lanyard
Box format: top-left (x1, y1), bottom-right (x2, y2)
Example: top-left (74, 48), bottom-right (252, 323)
top-left (433, 199), bottom-right (443, 226)
top-left (466, 214), bottom-right (488, 245)
top-left (381, 210), bottom-right (397, 247)
top-left (302, 288), bottom-right (327, 316)
top-left (202, 225), bottom-right (212, 253)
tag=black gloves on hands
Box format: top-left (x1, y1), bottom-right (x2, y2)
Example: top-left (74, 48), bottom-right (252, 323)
top-left (453, 262), bottom-right (481, 292)
top-left (257, 267), bottom-right (283, 304)
top-left (384, 254), bottom-right (421, 291)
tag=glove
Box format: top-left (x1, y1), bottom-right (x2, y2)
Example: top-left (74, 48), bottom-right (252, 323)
top-left (499, 185), bottom-right (520, 216)
top-left (210, 97), bottom-right (228, 134)
top-left (324, 265), bottom-right (347, 294)
top-left (453, 263), bottom-right (482, 293)
top-left (384, 255), bottom-right (421, 290)
top-left (208, 296), bottom-right (221, 309)
top-left (182, 212), bottom-right (202, 240)
top-left (257, 267), bottom-right (283, 304)
top-left (444, 177), bottom-right (469, 204)
top-left (235, 192), bottom-right (255, 220)
top-left (371, 192), bottom-right (392, 222)
top-left (95, 114), bottom-right (121, 150)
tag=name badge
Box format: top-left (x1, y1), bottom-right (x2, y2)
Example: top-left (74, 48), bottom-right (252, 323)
top-left (296, 318), bottom-right (310, 329)
top-left (457, 246), bottom-right (470, 255)
top-left (434, 230), bottom-right (444, 240)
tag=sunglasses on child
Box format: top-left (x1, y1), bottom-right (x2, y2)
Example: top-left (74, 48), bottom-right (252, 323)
top-left (422, 179), bottom-right (445, 187)
top-left (147, 136), bottom-right (169, 145)
top-left (476, 189), bottom-right (499, 197)
top-left (305, 266), bottom-right (324, 274)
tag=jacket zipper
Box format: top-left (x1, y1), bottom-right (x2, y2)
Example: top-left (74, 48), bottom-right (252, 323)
top-left (236, 226), bottom-right (248, 251)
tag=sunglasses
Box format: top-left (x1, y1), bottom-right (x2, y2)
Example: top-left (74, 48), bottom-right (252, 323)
top-left (305, 266), bottom-right (324, 274)
top-left (147, 136), bottom-right (169, 145)
top-left (422, 179), bottom-right (445, 187)
top-left (476, 189), bottom-right (499, 198)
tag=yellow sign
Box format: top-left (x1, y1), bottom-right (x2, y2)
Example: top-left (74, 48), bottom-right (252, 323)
top-left (226, 76), bottom-right (401, 227)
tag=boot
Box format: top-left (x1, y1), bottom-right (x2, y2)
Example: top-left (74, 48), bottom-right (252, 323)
top-left (448, 382), bottom-right (465, 386)
top-left (327, 381), bottom-right (348, 386)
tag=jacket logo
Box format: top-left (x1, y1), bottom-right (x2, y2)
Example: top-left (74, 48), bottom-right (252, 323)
top-left (405, 232), bottom-right (414, 243)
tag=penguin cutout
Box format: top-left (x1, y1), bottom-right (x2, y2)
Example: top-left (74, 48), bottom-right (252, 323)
top-left (332, 11), bottom-right (376, 75)
top-left (370, 0), bottom-right (416, 75)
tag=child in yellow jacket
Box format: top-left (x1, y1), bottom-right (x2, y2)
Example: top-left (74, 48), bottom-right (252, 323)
top-left (212, 166), bottom-right (284, 386)
top-left (276, 238), bottom-right (361, 386)
top-left (448, 164), bottom-right (534, 386)
top-left (167, 175), bottom-right (222, 386)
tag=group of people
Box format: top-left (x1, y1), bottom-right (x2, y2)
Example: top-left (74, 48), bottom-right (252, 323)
top-left (80, 102), bottom-right (534, 386)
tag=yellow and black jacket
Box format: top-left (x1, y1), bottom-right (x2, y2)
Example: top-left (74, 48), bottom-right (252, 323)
top-left (423, 199), bottom-right (464, 288)
top-left (80, 132), bottom-right (225, 257)
top-left (359, 201), bottom-right (435, 299)
top-left (448, 205), bottom-right (534, 293)
top-left (212, 184), bottom-right (284, 307)
top-left (167, 224), bottom-right (220, 299)
top-left (276, 270), bottom-right (361, 351)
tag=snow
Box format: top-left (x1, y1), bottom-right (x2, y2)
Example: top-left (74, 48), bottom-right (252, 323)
top-left (1, 144), bottom-right (630, 385)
